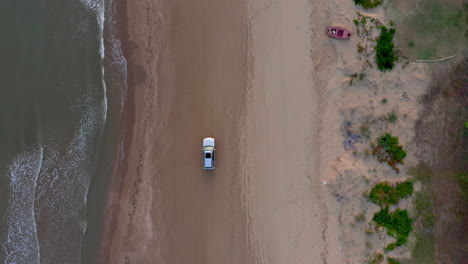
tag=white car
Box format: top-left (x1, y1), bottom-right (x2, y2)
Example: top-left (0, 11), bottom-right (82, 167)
top-left (202, 137), bottom-right (216, 170)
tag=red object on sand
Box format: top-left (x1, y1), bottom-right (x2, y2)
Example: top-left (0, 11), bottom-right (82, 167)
top-left (327, 26), bottom-right (352, 39)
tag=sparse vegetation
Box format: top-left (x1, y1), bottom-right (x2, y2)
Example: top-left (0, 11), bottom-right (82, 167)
top-left (360, 124), bottom-right (371, 139)
top-left (357, 43), bottom-right (365, 53)
top-left (387, 111), bottom-right (397, 123)
top-left (369, 181), bottom-right (413, 207)
top-left (413, 57), bottom-right (468, 263)
top-left (375, 26), bottom-right (396, 71)
top-left (354, 0), bottom-right (383, 9)
top-left (456, 172), bottom-right (468, 201)
top-left (381, 98), bottom-right (388, 104)
top-left (369, 252), bottom-right (384, 264)
top-left (408, 40), bottom-right (415, 47)
top-left (409, 166), bottom-right (436, 264)
top-left (372, 133), bottom-right (407, 172)
top-left (355, 213), bottom-right (366, 222)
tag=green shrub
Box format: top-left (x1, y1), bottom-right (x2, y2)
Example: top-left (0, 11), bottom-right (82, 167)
top-left (395, 181), bottom-right (414, 198)
top-left (373, 208), bottom-right (413, 247)
top-left (385, 243), bottom-right (397, 251)
top-left (372, 133), bottom-right (407, 172)
top-left (369, 181), bottom-right (413, 207)
top-left (354, 0), bottom-right (383, 9)
top-left (375, 26), bottom-right (396, 71)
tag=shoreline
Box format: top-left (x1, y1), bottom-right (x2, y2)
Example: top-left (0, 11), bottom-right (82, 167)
top-left (99, 0), bottom-right (137, 262)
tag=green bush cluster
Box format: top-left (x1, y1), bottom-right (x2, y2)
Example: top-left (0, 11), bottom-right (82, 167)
top-left (369, 180), bottom-right (414, 250)
top-left (354, 0), bottom-right (383, 9)
top-left (369, 181), bottom-right (414, 207)
top-left (375, 26), bottom-right (396, 71)
top-left (373, 208), bottom-right (413, 247)
top-left (372, 133), bottom-right (407, 172)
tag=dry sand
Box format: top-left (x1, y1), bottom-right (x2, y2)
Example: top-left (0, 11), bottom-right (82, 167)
top-left (100, 0), bottom-right (441, 263)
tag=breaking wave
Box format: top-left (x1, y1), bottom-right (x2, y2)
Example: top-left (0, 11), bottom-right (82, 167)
top-left (3, 148), bottom-right (43, 264)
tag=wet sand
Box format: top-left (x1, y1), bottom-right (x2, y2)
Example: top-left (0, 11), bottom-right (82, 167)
top-left (101, 0), bottom-right (255, 263)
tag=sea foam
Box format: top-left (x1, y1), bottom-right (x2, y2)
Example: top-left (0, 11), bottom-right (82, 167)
top-left (3, 148), bottom-right (43, 264)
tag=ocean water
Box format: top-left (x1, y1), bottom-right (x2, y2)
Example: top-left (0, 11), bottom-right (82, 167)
top-left (0, 0), bottom-right (126, 263)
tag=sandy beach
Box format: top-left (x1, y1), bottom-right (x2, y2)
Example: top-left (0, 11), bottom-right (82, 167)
top-left (101, 0), bottom-right (330, 262)
top-left (100, 0), bottom-right (466, 263)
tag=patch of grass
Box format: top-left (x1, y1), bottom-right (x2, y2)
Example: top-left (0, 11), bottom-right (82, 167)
top-left (375, 26), bottom-right (396, 71)
top-left (387, 111), bottom-right (397, 123)
top-left (409, 166), bottom-right (432, 184)
top-left (354, 0), bottom-right (383, 9)
top-left (381, 98), bottom-right (388, 104)
top-left (372, 133), bottom-right (407, 172)
top-left (369, 181), bottom-right (413, 207)
top-left (373, 207), bottom-right (413, 248)
top-left (455, 172), bottom-right (468, 198)
top-left (414, 191), bottom-right (434, 228)
top-left (408, 40), bottom-right (415, 47)
top-left (366, 241), bottom-right (373, 248)
top-left (409, 166), bottom-right (436, 263)
top-left (412, 231), bottom-right (436, 264)
top-left (418, 48), bottom-right (437, 60)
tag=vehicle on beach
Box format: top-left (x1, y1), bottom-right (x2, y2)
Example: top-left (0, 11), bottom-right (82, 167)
top-left (327, 26), bottom-right (352, 39)
top-left (202, 137), bottom-right (216, 170)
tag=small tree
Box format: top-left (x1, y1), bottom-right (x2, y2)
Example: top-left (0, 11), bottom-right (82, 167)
top-left (372, 133), bottom-right (407, 172)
